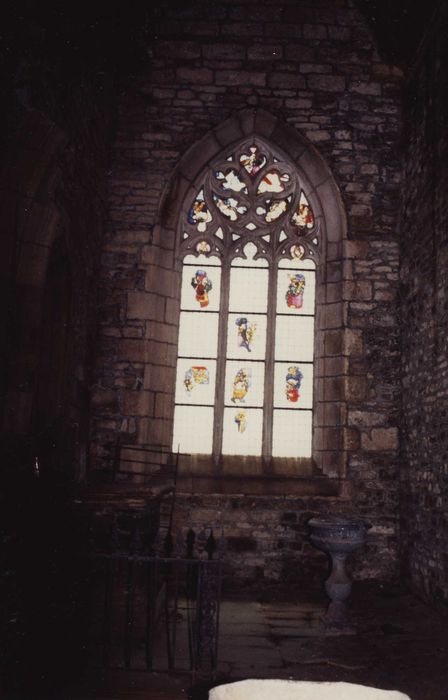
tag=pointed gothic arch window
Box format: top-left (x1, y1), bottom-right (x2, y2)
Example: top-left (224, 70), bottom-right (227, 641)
top-left (172, 139), bottom-right (320, 464)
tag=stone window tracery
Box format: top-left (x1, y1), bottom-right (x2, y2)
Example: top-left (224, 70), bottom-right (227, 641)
top-left (172, 139), bottom-right (319, 463)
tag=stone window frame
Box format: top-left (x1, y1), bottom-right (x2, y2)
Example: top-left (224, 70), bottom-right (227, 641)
top-left (157, 109), bottom-right (347, 490)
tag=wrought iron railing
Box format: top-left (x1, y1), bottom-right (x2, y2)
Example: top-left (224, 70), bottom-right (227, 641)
top-left (82, 524), bottom-right (224, 678)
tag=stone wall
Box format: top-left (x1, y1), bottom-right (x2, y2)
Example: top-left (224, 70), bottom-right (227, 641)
top-left (90, 0), bottom-right (402, 584)
top-left (400, 2), bottom-right (448, 603)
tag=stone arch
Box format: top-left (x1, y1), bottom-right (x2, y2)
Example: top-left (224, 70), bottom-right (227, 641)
top-left (152, 109), bottom-right (348, 487)
top-left (1, 111), bottom-right (66, 434)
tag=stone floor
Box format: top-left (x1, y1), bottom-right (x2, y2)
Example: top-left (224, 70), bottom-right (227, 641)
top-left (65, 581), bottom-right (448, 700)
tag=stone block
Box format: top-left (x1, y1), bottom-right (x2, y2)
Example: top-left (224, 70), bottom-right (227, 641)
top-left (344, 240), bottom-right (370, 259)
top-left (343, 427), bottom-right (360, 450)
top-left (221, 23), bottom-right (263, 37)
top-left (324, 330), bottom-right (344, 356)
top-left (314, 426), bottom-right (343, 450)
top-left (176, 67), bottom-right (213, 85)
top-left (115, 338), bottom-right (148, 363)
top-left (216, 70), bottom-right (266, 87)
top-left (147, 340), bottom-right (176, 366)
top-left (344, 280), bottom-right (372, 301)
top-left (361, 428), bottom-right (399, 451)
top-left (308, 75), bottom-right (346, 92)
top-left (127, 292), bottom-right (166, 322)
top-left (268, 73), bottom-right (306, 89)
top-left (144, 364), bottom-right (176, 392)
top-left (348, 411), bottom-right (387, 428)
top-left (91, 388), bottom-right (119, 414)
top-left (145, 321), bottom-right (178, 344)
top-left (345, 376), bottom-right (367, 401)
top-left (248, 44), bottom-right (283, 61)
top-left (323, 376), bottom-right (344, 401)
top-left (350, 81), bottom-right (382, 96)
top-left (138, 417), bottom-right (172, 445)
top-left (145, 266), bottom-right (177, 297)
top-left (344, 328), bottom-right (364, 356)
top-left (203, 43), bottom-right (246, 60)
top-left (155, 392), bottom-right (174, 419)
top-left (122, 390), bottom-right (154, 416)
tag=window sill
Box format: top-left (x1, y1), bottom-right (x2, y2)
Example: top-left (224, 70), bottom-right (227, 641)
top-left (176, 473), bottom-right (340, 496)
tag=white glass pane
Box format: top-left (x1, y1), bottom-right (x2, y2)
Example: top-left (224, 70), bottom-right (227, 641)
top-left (229, 268), bottom-right (268, 313)
top-left (222, 408), bottom-right (263, 456)
top-left (272, 409), bottom-right (312, 458)
top-left (279, 256), bottom-right (316, 270)
top-left (178, 311), bottom-right (219, 358)
top-left (275, 316), bottom-right (315, 362)
top-left (273, 363), bottom-right (313, 409)
top-left (224, 361), bottom-right (265, 407)
top-left (276, 268), bottom-right (316, 315)
top-left (226, 314), bottom-right (267, 360)
top-left (172, 405), bottom-right (214, 454)
top-left (175, 359), bottom-right (216, 405)
top-left (183, 253), bottom-right (221, 266)
top-left (232, 241), bottom-right (268, 267)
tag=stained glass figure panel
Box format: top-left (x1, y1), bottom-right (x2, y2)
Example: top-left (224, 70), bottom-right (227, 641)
top-left (292, 192), bottom-right (315, 229)
top-left (229, 267), bottom-right (269, 313)
top-left (222, 408), bottom-right (263, 455)
top-left (178, 311), bottom-right (219, 358)
top-left (181, 264), bottom-right (221, 312)
top-left (226, 313), bottom-right (267, 360)
top-left (213, 195), bottom-right (247, 221)
top-left (187, 190), bottom-right (212, 232)
top-left (274, 316), bottom-right (315, 362)
top-left (240, 146), bottom-right (266, 175)
top-left (172, 406), bottom-right (214, 454)
top-left (272, 409), bottom-right (312, 458)
top-left (257, 171), bottom-right (290, 194)
top-left (276, 268), bottom-right (316, 315)
top-left (175, 359), bottom-right (216, 405)
top-left (273, 362), bottom-right (313, 409)
top-left (224, 360), bottom-right (265, 407)
top-left (214, 169), bottom-right (247, 193)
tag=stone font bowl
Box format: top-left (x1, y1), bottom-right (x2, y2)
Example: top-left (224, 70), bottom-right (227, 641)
top-left (308, 516), bottom-right (371, 554)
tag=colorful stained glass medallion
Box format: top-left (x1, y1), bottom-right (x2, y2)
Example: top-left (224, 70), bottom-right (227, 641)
top-left (285, 366), bottom-right (303, 403)
top-left (184, 366), bottom-right (210, 393)
top-left (214, 169), bottom-right (247, 193)
top-left (236, 317), bottom-right (257, 352)
top-left (257, 171), bottom-right (290, 194)
top-left (231, 368), bottom-right (251, 403)
top-left (285, 272), bottom-right (305, 309)
top-left (188, 190), bottom-right (212, 232)
top-left (256, 199), bottom-right (289, 223)
top-left (191, 269), bottom-right (212, 307)
top-left (213, 195), bottom-right (247, 221)
top-left (234, 410), bottom-right (247, 433)
top-left (196, 240), bottom-right (211, 254)
top-left (291, 244), bottom-right (305, 260)
top-left (240, 145), bottom-right (266, 176)
top-left (292, 192), bottom-right (315, 229)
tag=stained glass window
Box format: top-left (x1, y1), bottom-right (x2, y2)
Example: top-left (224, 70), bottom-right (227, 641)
top-left (172, 139), bottom-right (318, 462)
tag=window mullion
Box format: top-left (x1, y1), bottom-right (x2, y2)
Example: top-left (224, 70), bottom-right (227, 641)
top-left (262, 261), bottom-right (278, 468)
top-left (212, 258), bottom-right (230, 466)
